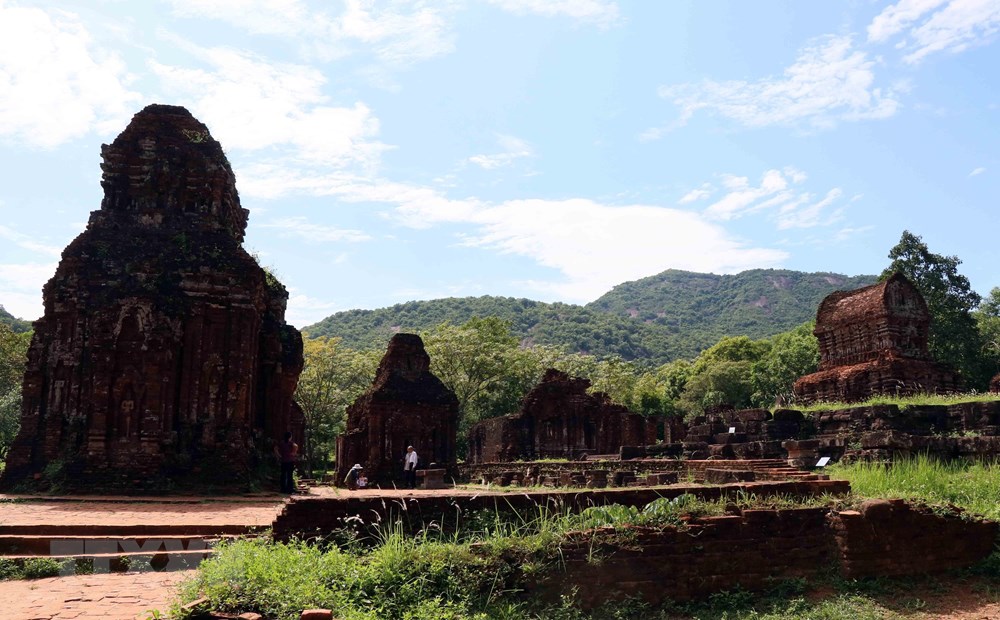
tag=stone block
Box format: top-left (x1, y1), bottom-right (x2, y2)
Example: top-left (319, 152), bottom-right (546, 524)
top-left (300, 610), bottom-right (334, 620)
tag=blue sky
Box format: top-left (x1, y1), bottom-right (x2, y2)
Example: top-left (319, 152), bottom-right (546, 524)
top-left (1, 0), bottom-right (998, 327)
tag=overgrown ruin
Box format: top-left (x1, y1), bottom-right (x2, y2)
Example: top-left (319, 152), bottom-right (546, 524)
top-left (0, 104), bottom-right (303, 490)
top-left (793, 273), bottom-right (961, 403)
top-left (467, 368), bottom-right (657, 463)
top-left (335, 333), bottom-right (458, 485)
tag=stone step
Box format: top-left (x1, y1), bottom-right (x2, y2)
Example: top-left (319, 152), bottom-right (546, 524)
top-left (0, 534), bottom-right (231, 556)
top-left (0, 548), bottom-right (214, 573)
top-left (0, 523), bottom-right (264, 537)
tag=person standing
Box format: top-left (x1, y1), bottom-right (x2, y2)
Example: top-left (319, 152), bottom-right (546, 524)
top-left (403, 445), bottom-right (419, 489)
top-left (274, 431), bottom-right (298, 493)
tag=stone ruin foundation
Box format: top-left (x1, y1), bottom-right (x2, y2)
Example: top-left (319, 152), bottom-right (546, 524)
top-left (794, 273), bottom-right (960, 403)
top-left (466, 368), bottom-right (658, 464)
top-left (0, 104), bottom-right (303, 490)
top-left (335, 333), bottom-right (458, 486)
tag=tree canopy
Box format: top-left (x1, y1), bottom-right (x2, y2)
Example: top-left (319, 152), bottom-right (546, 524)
top-left (881, 230), bottom-right (989, 388)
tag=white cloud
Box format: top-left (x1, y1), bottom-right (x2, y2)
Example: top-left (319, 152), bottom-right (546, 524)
top-left (259, 216), bottom-right (371, 242)
top-left (868, 0), bottom-right (949, 42)
top-left (0, 262), bottom-right (57, 320)
top-left (655, 35), bottom-right (900, 131)
top-left (461, 199), bottom-right (787, 301)
top-left (468, 134), bottom-right (535, 169)
top-left (776, 188), bottom-right (844, 229)
top-left (969, 166), bottom-right (987, 177)
top-left (0, 225), bottom-right (62, 256)
top-left (150, 41), bottom-right (390, 188)
top-left (486, 0), bottom-right (621, 28)
top-left (0, 4), bottom-right (141, 148)
top-left (868, 0), bottom-right (1000, 63)
top-left (230, 164), bottom-right (790, 301)
top-left (678, 183), bottom-right (715, 204)
top-left (165, 0), bottom-right (457, 66)
top-left (286, 292), bottom-right (342, 328)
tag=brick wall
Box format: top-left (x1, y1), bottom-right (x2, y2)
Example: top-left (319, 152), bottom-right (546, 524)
top-left (272, 480), bottom-right (848, 541)
top-left (532, 502), bottom-right (997, 607)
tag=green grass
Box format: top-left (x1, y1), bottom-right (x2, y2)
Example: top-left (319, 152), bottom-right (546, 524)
top-left (0, 557), bottom-right (63, 580)
top-left (794, 391), bottom-right (1000, 413)
top-left (176, 462), bottom-right (1000, 620)
top-left (829, 454), bottom-right (1000, 520)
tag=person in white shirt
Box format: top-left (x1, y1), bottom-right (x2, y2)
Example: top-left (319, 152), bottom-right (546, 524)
top-left (403, 445), bottom-right (419, 489)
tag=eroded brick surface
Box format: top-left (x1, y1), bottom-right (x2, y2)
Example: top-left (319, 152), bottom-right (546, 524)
top-left (335, 334), bottom-right (458, 486)
top-left (794, 273), bottom-right (960, 403)
top-left (1, 105), bottom-right (303, 491)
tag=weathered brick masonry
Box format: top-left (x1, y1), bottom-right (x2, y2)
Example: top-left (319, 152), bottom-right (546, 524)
top-left (271, 480), bottom-right (848, 540)
top-left (534, 501), bottom-right (996, 607)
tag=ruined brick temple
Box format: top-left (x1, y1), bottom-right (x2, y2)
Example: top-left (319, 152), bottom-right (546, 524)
top-left (793, 273), bottom-right (960, 404)
top-left (336, 334), bottom-right (458, 485)
top-left (467, 369), bottom-right (657, 463)
top-left (0, 104), bottom-right (304, 489)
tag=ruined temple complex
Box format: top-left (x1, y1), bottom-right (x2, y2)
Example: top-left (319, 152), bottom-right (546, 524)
top-left (335, 333), bottom-right (458, 484)
top-left (0, 104), bottom-right (304, 490)
top-left (467, 368), bottom-right (657, 463)
top-left (793, 273), bottom-right (961, 403)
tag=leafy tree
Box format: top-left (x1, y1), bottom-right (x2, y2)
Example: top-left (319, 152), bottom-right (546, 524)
top-left (973, 287), bottom-right (1000, 379)
top-left (691, 335), bottom-right (770, 374)
top-left (750, 322), bottom-right (819, 407)
top-left (423, 317), bottom-right (544, 440)
top-left (0, 324), bottom-right (30, 462)
top-left (654, 359), bottom-right (693, 417)
top-left (881, 231), bottom-right (988, 387)
top-left (678, 360), bottom-right (755, 417)
top-left (294, 335), bottom-right (379, 476)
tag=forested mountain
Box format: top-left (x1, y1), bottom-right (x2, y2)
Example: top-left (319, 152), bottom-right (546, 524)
top-left (305, 268), bottom-right (877, 365)
top-left (0, 306), bottom-right (31, 333)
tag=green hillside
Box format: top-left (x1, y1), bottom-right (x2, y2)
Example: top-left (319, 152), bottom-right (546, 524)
top-left (0, 306), bottom-right (31, 333)
top-left (305, 268), bottom-right (877, 365)
top-left (589, 269), bottom-right (878, 339)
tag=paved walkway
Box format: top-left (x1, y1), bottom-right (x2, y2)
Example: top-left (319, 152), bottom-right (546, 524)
top-left (0, 499), bottom-right (285, 530)
top-left (0, 570), bottom-right (192, 619)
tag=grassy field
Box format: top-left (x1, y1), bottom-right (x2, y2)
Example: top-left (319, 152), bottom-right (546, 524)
top-left (830, 454), bottom-right (1000, 520)
top-left (173, 457), bottom-right (1000, 619)
top-left (793, 391), bottom-right (1000, 413)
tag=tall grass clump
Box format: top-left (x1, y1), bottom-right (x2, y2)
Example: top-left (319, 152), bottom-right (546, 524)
top-left (795, 391), bottom-right (1000, 413)
top-left (829, 454), bottom-right (1000, 520)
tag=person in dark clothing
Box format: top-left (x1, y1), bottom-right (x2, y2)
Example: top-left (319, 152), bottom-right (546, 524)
top-left (344, 463), bottom-right (364, 490)
top-left (274, 431), bottom-right (298, 493)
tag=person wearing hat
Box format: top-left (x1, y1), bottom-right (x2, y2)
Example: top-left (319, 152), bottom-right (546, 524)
top-left (403, 445), bottom-right (419, 489)
top-left (344, 463), bottom-right (364, 490)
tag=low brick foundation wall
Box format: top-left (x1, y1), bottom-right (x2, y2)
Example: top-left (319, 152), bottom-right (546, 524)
top-left (532, 501), bottom-right (997, 607)
top-left (830, 498), bottom-right (998, 579)
top-left (458, 459), bottom-right (802, 485)
top-left (272, 480), bottom-right (848, 541)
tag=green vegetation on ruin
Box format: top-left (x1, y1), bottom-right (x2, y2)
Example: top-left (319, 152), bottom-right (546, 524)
top-left (174, 478), bottom-right (1000, 620)
top-left (831, 455), bottom-right (1000, 521)
top-left (793, 391), bottom-right (1000, 413)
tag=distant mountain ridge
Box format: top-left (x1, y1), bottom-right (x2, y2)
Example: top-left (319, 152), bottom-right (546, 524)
top-left (0, 306), bottom-right (32, 333)
top-left (305, 268), bottom-right (878, 365)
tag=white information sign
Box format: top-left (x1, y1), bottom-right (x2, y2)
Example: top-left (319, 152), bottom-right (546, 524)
top-left (728, 426), bottom-right (736, 434)
top-left (815, 456), bottom-right (831, 467)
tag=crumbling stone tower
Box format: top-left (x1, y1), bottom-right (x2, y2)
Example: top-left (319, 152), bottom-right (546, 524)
top-left (336, 334), bottom-right (458, 485)
top-left (467, 369), bottom-right (658, 463)
top-left (793, 273), bottom-right (960, 404)
top-left (0, 104), bottom-right (304, 490)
